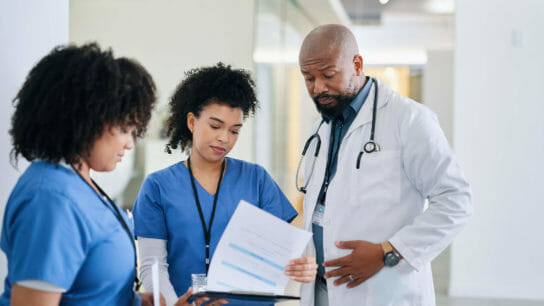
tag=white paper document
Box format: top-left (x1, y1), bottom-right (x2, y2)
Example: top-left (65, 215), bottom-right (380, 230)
top-left (207, 200), bottom-right (312, 295)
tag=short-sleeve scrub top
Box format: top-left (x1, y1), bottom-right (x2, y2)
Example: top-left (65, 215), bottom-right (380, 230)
top-left (0, 161), bottom-right (139, 306)
top-left (133, 158), bottom-right (297, 304)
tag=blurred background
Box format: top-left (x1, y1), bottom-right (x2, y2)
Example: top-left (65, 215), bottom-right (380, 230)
top-left (1, 0), bottom-right (543, 305)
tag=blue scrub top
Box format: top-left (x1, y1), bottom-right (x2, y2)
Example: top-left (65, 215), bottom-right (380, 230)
top-left (0, 161), bottom-right (139, 306)
top-left (133, 158), bottom-right (298, 305)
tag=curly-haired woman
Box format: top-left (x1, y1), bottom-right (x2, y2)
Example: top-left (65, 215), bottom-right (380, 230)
top-left (0, 44), bottom-right (203, 306)
top-left (133, 63), bottom-right (317, 306)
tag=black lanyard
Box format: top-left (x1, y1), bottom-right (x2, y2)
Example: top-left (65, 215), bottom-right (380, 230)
top-left (71, 166), bottom-right (141, 291)
top-left (187, 157), bottom-right (226, 273)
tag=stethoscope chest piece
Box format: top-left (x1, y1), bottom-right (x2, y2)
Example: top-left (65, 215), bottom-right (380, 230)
top-left (364, 141), bottom-right (380, 153)
top-left (357, 141), bottom-right (381, 169)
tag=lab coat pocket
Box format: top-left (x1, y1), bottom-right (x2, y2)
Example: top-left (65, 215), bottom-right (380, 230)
top-left (366, 260), bottom-right (423, 305)
top-left (348, 150), bottom-right (402, 207)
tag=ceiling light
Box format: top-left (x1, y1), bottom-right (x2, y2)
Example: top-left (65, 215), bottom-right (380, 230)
top-left (378, 0), bottom-right (390, 5)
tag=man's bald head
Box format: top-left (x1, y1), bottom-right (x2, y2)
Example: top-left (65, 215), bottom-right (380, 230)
top-left (298, 24), bottom-right (366, 118)
top-left (299, 24), bottom-right (359, 62)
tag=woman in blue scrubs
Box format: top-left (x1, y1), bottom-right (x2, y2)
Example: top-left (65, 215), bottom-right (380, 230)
top-left (0, 44), bottom-right (205, 306)
top-left (133, 63), bottom-right (317, 305)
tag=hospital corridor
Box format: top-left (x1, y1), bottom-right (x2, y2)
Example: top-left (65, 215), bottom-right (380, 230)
top-left (1, 0), bottom-right (543, 305)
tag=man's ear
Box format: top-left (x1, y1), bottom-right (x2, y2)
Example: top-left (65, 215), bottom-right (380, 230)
top-left (353, 55), bottom-right (363, 76)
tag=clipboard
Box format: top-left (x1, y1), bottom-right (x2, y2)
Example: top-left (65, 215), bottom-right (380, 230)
top-left (193, 291), bottom-right (300, 303)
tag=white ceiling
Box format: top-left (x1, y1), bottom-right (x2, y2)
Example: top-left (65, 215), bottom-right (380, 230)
top-left (264, 0), bottom-right (456, 65)
top-left (341, 0), bottom-right (455, 24)
top-left (339, 0), bottom-right (456, 64)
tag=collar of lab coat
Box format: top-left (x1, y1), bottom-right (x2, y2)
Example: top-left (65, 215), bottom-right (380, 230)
top-left (308, 78), bottom-right (392, 159)
top-left (343, 78), bottom-right (391, 140)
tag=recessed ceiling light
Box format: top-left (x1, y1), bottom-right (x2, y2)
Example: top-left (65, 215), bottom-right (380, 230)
top-left (378, 0), bottom-right (390, 5)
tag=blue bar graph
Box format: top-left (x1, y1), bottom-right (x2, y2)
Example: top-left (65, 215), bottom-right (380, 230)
top-left (228, 243), bottom-right (284, 271)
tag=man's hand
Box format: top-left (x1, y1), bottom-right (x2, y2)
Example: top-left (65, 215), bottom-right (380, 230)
top-left (323, 240), bottom-right (384, 289)
top-left (284, 256), bottom-right (318, 283)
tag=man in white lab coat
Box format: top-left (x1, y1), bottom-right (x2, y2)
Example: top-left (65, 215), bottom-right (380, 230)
top-left (296, 24), bottom-right (473, 305)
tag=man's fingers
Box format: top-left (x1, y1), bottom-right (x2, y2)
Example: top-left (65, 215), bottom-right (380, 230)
top-left (324, 266), bottom-right (350, 279)
top-left (347, 277), bottom-right (365, 289)
top-left (323, 254), bottom-right (351, 267)
top-left (333, 275), bottom-right (351, 286)
top-left (335, 240), bottom-right (360, 249)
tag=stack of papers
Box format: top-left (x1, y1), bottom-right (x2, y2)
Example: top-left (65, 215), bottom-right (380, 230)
top-left (206, 200), bottom-right (312, 296)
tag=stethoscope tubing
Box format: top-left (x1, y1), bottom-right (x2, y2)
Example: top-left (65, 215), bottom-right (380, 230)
top-left (296, 77), bottom-right (380, 193)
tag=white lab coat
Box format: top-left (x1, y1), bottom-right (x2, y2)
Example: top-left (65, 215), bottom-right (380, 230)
top-left (300, 79), bottom-right (473, 306)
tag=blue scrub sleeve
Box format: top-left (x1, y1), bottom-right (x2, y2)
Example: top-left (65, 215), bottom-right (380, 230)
top-left (259, 168), bottom-right (298, 223)
top-left (133, 176), bottom-right (168, 239)
top-left (7, 190), bottom-right (89, 289)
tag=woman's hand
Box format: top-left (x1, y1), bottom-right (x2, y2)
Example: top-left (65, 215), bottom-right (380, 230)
top-left (284, 256), bottom-right (318, 283)
top-left (174, 287), bottom-right (228, 306)
top-left (140, 292), bottom-right (165, 306)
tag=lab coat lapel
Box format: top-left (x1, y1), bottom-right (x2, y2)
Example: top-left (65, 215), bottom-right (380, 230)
top-left (344, 79), bottom-right (390, 140)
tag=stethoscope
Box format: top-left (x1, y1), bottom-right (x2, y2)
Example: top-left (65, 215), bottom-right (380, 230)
top-left (295, 77), bottom-right (381, 193)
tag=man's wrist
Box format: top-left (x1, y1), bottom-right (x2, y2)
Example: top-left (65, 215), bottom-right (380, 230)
top-left (381, 241), bottom-right (401, 267)
top-left (381, 241), bottom-right (393, 254)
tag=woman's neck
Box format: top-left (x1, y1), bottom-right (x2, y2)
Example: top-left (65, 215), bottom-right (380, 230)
top-left (186, 152), bottom-right (227, 195)
top-left (188, 152), bottom-right (224, 174)
top-left (71, 160), bottom-right (100, 193)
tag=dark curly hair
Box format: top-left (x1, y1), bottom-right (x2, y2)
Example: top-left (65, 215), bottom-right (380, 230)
top-left (165, 62), bottom-right (258, 153)
top-left (10, 43), bottom-right (157, 166)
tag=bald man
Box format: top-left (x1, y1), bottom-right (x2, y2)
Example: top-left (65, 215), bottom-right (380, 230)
top-left (297, 24), bottom-right (472, 305)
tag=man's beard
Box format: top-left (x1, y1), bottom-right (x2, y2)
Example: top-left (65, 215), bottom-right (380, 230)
top-left (313, 93), bottom-right (355, 119)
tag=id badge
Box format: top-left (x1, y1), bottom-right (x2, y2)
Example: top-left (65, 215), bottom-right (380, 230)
top-left (312, 203), bottom-right (325, 226)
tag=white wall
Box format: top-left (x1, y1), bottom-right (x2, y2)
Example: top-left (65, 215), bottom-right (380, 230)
top-left (451, 0), bottom-right (544, 300)
top-left (422, 50), bottom-right (454, 296)
top-left (423, 50), bottom-right (454, 143)
top-left (0, 0), bottom-right (69, 292)
top-left (70, 0), bottom-right (256, 164)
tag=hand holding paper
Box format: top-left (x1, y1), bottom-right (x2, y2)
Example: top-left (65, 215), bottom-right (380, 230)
top-left (206, 200), bottom-right (313, 295)
top-left (284, 256), bottom-right (318, 283)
